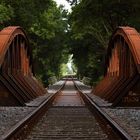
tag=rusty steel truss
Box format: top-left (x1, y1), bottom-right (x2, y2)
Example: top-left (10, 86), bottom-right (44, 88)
top-left (0, 26), bottom-right (46, 106)
top-left (93, 27), bottom-right (140, 106)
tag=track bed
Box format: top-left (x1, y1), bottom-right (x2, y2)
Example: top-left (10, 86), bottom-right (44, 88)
top-left (25, 80), bottom-right (119, 140)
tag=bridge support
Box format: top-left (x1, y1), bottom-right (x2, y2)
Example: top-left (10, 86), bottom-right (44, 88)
top-left (93, 27), bottom-right (140, 106)
top-left (0, 26), bottom-right (46, 106)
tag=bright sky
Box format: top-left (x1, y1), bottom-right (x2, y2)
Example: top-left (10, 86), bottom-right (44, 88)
top-left (54, 0), bottom-right (71, 12)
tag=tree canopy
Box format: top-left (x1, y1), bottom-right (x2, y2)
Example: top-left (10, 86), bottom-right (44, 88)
top-left (1, 0), bottom-right (140, 86)
top-left (0, 0), bottom-right (70, 86)
top-left (67, 0), bottom-right (140, 84)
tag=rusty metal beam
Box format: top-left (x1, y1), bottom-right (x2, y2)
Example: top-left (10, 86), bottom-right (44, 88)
top-left (93, 26), bottom-right (140, 106)
top-left (0, 26), bottom-right (46, 106)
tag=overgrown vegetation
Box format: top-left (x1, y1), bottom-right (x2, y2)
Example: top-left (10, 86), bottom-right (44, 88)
top-left (0, 0), bottom-right (140, 86)
top-left (0, 0), bottom-right (69, 86)
top-left (67, 0), bottom-right (140, 84)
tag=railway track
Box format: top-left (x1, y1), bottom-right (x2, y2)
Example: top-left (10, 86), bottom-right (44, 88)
top-left (1, 78), bottom-right (133, 140)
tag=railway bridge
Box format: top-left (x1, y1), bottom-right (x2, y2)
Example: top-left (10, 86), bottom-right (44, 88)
top-left (0, 26), bottom-right (139, 140)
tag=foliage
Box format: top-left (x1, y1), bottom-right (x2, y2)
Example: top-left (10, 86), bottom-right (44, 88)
top-left (0, 0), bottom-right (69, 86)
top-left (0, 4), bottom-right (14, 29)
top-left (30, 3), bottom-right (69, 85)
top-left (1, 0), bottom-right (140, 86)
top-left (68, 0), bottom-right (140, 84)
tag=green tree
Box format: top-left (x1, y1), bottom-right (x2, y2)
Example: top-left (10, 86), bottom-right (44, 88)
top-left (0, 3), bottom-right (14, 29)
top-left (31, 4), bottom-right (69, 85)
top-left (0, 0), bottom-right (69, 86)
top-left (68, 0), bottom-right (140, 84)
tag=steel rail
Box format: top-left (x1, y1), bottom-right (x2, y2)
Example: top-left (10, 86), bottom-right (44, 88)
top-left (74, 81), bottom-right (133, 140)
top-left (1, 82), bottom-right (66, 140)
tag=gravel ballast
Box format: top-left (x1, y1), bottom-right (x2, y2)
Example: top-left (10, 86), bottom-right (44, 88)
top-left (103, 108), bottom-right (140, 139)
top-left (0, 107), bottom-right (35, 136)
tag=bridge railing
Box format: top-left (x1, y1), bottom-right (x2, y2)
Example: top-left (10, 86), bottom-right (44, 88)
top-left (0, 26), bottom-right (46, 106)
top-left (92, 27), bottom-right (140, 106)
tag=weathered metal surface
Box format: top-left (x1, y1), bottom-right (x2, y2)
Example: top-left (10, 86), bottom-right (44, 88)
top-left (74, 81), bottom-right (133, 140)
top-left (0, 26), bottom-right (46, 106)
top-left (93, 27), bottom-right (140, 106)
